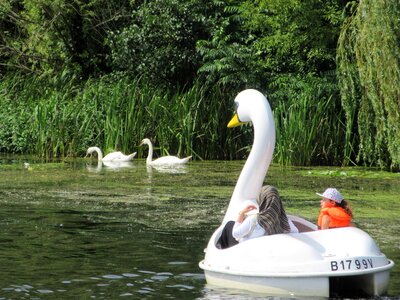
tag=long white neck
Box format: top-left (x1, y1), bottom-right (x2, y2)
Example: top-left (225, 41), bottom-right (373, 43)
top-left (97, 158), bottom-right (103, 170)
top-left (145, 142), bottom-right (154, 165)
top-left (223, 101), bottom-right (275, 222)
top-left (93, 147), bottom-right (103, 161)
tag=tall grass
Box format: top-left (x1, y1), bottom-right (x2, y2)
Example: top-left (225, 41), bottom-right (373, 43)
top-left (1, 72), bottom-right (348, 166)
top-left (0, 73), bottom-right (238, 160)
top-left (271, 74), bottom-right (345, 166)
top-left (78, 77), bottom-right (238, 160)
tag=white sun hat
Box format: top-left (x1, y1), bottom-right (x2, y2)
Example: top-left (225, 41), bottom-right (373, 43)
top-left (316, 188), bottom-right (343, 203)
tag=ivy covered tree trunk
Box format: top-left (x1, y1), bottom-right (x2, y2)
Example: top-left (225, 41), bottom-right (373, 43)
top-left (337, 0), bottom-right (400, 170)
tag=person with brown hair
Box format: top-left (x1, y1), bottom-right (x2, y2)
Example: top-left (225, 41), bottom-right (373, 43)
top-left (217, 185), bottom-right (298, 249)
top-left (233, 185), bottom-right (298, 241)
top-left (316, 188), bottom-right (354, 229)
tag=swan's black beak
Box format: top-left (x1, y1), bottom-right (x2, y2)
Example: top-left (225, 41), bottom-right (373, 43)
top-left (227, 113), bottom-right (242, 128)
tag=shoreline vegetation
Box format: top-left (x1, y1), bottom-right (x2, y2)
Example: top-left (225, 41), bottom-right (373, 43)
top-left (0, 74), bottom-right (347, 166)
top-left (0, 72), bottom-right (398, 171)
top-left (1, 0), bottom-right (399, 170)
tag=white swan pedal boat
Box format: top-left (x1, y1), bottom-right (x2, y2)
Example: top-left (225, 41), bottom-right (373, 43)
top-left (199, 215), bottom-right (394, 297)
top-left (199, 89), bottom-right (394, 298)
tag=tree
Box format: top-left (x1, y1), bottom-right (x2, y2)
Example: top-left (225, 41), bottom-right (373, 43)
top-left (197, 0), bottom-right (347, 95)
top-left (196, 1), bottom-right (262, 91)
top-left (107, 0), bottom-right (218, 88)
top-left (0, 0), bottom-right (29, 74)
top-left (0, 0), bottom-right (133, 77)
top-left (337, 0), bottom-right (400, 169)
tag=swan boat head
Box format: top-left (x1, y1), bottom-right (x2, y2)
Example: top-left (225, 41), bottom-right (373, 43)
top-left (223, 89), bottom-right (275, 222)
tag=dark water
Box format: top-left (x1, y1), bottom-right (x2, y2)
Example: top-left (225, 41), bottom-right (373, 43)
top-left (0, 155), bottom-right (399, 299)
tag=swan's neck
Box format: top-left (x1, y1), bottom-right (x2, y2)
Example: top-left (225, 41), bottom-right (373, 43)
top-left (97, 159), bottom-right (103, 170)
top-left (94, 147), bottom-right (103, 161)
top-left (223, 109), bottom-right (275, 222)
top-left (146, 142), bottom-right (153, 165)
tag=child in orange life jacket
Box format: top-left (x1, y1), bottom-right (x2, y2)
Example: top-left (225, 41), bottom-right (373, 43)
top-left (316, 188), bottom-right (353, 229)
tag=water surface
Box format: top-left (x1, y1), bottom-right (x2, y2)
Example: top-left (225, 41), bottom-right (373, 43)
top-left (0, 155), bottom-right (399, 299)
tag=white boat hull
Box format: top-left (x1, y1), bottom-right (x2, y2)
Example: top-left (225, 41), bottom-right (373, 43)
top-left (199, 217), bottom-right (394, 298)
top-left (202, 270), bottom-right (330, 297)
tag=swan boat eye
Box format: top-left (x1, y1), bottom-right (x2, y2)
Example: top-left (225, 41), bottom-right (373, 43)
top-left (233, 101), bottom-right (243, 122)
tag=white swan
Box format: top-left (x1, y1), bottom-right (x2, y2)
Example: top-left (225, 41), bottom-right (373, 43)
top-left (199, 89), bottom-right (393, 297)
top-left (140, 138), bottom-right (192, 166)
top-left (86, 146), bottom-right (136, 162)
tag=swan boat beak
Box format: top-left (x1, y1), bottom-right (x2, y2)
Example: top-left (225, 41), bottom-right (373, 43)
top-left (227, 113), bottom-right (243, 128)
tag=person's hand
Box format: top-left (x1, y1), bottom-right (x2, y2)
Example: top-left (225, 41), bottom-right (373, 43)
top-left (241, 204), bottom-right (257, 214)
top-left (237, 204), bottom-right (257, 223)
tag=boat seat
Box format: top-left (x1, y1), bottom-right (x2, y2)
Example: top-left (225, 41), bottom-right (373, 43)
top-left (288, 215), bottom-right (318, 233)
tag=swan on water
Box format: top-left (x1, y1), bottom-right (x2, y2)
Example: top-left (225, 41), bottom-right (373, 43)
top-left (86, 146), bottom-right (136, 162)
top-left (140, 138), bottom-right (192, 166)
top-left (86, 159), bottom-right (134, 172)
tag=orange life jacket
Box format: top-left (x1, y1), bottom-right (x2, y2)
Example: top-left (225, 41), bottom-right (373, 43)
top-left (317, 207), bottom-right (351, 228)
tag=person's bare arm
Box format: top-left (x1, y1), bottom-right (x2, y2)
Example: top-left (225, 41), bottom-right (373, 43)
top-left (321, 215), bottom-right (330, 229)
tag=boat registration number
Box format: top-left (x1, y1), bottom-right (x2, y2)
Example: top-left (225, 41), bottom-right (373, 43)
top-left (330, 259), bottom-right (373, 271)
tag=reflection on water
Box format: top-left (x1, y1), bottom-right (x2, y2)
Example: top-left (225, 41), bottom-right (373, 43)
top-left (0, 155), bottom-right (399, 299)
top-left (147, 164), bottom-right (189, 174)
top-left (102, 160), bottom-right (135, 170)
top-left (86, 161), bottom-right (135, 172)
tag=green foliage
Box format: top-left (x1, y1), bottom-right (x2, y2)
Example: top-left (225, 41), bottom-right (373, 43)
top-left (1, 0), bottom-right (398, 171)
top-left (197, 0), bottom-right (345, 90)
top-left (242, 0), bottom-right (343, 76)
top-left (0, 0), bottom-right (132, 76)
top-left (0, 71), bottom-right (345, 166)
top-left (337, 0), bottom-right (400, 169)
top-left (196, 2), bottom-right (262, 90)
top-left (272, 73), bottom-right (344, 166)
top-left (107, 0), bottom-right (217, 88)
top-left (0, 0), bottom-right (26, 74)
top-left (0, 73), bottom-right (241, 160)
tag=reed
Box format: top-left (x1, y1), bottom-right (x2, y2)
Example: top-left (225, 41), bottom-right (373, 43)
top-left (0, 74), bottom-right (233, 159)
top-left (1, 72), bottom-right (347, 166)
top-left (272, 75), bottom-right (345, 166)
